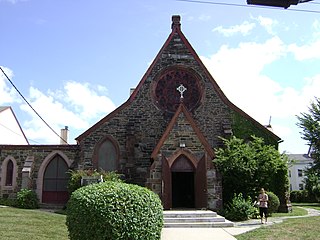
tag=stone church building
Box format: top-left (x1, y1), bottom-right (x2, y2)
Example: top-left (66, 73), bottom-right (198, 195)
top-left (0, 16), bottom-right (280, 210)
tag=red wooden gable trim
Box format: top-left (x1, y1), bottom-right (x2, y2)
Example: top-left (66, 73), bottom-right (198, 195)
top-left (151, 102), bottom-right (215, 160)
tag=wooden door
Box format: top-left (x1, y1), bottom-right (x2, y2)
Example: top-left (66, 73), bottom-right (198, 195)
top-left (195, 155), bottom-right (207, 208)
top-left (162, 156), bottom-right (171, 209)
top-left (42, 155), bottom-right (69, 204)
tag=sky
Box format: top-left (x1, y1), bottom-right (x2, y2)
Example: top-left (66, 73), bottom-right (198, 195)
top-left (1, 0), bottom-right (320, 154)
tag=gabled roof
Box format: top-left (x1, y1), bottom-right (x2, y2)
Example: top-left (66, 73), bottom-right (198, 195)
top-left (151, 102), bottom-right (215, 159)
top-left (0, 106), bottom-right (29, 145)
top-left (76, 15), bottom-right (281, 143)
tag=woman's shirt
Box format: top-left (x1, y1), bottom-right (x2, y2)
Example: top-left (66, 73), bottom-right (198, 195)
top-left (258, 193), bottom-right (268, 208)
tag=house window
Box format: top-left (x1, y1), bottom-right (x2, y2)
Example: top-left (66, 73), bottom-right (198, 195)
top-left (299, 184), bottom-right (304, 190)
top-left (290, 184), bottom-right (292, 191)
top-left (298, 169), bottom-right (303, 177)
top-left (95, 137), bottom-right (118, 172)
top-left (289, 170), bottom-right (291, 178)
top-left (5, 160), bottom-right (14, 186)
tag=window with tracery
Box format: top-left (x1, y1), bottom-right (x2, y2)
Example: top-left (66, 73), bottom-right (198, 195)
top-left (154, 68), bottom-right (203, 113)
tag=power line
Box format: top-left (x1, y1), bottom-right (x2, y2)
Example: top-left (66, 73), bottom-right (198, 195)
top-left (0, 66), bottom-right (69, 145)
top-left (177, 0), bottom-right (320, 14)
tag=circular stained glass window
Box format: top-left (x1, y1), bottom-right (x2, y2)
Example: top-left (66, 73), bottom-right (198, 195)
top-left (154, 68), bottom-right (203, 113)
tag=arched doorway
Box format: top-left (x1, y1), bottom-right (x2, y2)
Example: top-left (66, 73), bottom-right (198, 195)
top-left (162, 152), bottom-right (207, 209)
top-left (171, 155), bottom-right (195, 208)
top-left (42, 154), bottom-right (69, 204)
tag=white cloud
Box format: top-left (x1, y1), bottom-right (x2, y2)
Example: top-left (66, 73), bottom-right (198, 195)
top-left (200, 35), bottom-right (319, 153)
top-left (288, 40), bottom-right (320, 60)
top-left (212, 21), bottom-right (255, 37)
top-left (254, 16), bottom-right (278, 35)
top-left (287, 19), bottom-right (320, 61)
top-left (18, 81), bottom-right (116, 144)
top-left (0, 66), bottom-right (19, 105)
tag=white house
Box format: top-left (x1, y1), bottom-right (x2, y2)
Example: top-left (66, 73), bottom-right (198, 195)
top-left (0, 106), bottom-right (29, 145)
top-left (287, 153), bottom-right (314, 191)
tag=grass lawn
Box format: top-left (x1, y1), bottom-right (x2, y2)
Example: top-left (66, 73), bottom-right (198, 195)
top-left (271, 206), bottom-right (307, 217)
top-left (293, 202), bottom-right (320, 211)
top-left (237, 216), bottom-right (320, 240)
top-left (0, 206), bottom-right (68, 240)
top-left (237, 203), bottom-right (320, 240)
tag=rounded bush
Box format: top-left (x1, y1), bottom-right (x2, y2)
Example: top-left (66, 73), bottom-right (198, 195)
top-left (267, 191), bottom-right (280, 215)
top-left (16, 189), bottom-right (39, 209)
top-left (224, 193), bottom-right (256, 221)
top-left (66, 181), bottom-right (163, 240)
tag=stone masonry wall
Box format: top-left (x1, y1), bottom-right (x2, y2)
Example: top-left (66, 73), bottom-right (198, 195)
top-left (0, 145), bottom-right (79, 199)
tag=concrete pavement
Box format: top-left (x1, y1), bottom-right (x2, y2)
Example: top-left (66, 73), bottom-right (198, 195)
top-left (161, 207), bottom-right (320, 240)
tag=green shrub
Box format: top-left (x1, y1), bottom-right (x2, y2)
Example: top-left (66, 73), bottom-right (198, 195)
top-left (67, 169), bottom-right (123, 194)
top-left (267, 191), bottom-right (280, 215)
top-left (290, 190), bottom-right (316, 203)
top-left (224, 193), bottom-right (256, 221)
top-left (16, 189), bottom-right (39, 209)
top-left (66, 181), bottom-right (163, 240)
top-left (0, 197), bottom-right (17, 207)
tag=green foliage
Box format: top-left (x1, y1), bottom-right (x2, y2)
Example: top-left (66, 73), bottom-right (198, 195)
top-left (231, 111), bottom-right (278, 147)
top-left (215, 136), bottom-right (289, 206)
top-left (297, 97), bottom-right (320, 202)
top-left (66, 181), bottom-right (163, 240)
top-left (296, 97), bottom-right (320, 162)
top-left (266, 191), bottom-right (280, 215)
top-left (224, 193), bottom-right (256, 221)
top-left (67, 169), bottom-right (123, 194)
top-left (16, 189), bottom-right (39, 209)
top-left (0, 197), bottom-right (17, 207)
top-left (290, 190), bottom-right (316, 203)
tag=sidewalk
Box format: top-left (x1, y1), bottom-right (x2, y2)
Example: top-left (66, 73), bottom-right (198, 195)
top-left (161, 207), bottom-right (320, 240)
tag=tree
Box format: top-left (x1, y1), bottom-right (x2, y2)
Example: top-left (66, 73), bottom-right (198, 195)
top-left (297, 97), bottom-right (320, 163)
top-left (297, 97), bottom-right (320, 200)
top-left (215, 136), bottom-right (289, 211)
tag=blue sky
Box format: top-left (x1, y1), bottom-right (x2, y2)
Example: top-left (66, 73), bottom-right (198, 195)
top-left (1, 0), bottom-right (320, 154)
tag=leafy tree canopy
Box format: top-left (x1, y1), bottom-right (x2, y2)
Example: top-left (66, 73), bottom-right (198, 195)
top-left (215, 136), bottom-right (289, 206)
top-left (297, 97), bottom-right (320, 200)
top-left (297, 97), bottom-right (320, 162)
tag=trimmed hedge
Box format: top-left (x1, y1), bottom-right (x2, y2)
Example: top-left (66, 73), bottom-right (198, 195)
top-left (66, 181), bottom-right (163, 240)
top-left (266, 191), bottom-right (280, 216)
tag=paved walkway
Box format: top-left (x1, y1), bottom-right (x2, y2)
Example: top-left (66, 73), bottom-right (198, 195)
top-left (161, 207), bottom-right (320, 240)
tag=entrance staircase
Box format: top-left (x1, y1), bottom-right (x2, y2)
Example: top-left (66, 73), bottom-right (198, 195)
top-left (163, 210), bottom-right (234, 228)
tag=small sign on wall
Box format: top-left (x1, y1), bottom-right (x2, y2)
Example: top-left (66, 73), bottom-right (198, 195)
top-left (81, 175), bottom-right (103, 186)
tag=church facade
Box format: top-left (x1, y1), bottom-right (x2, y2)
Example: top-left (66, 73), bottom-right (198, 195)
top-left (0, 16), bottom-right (280, 210)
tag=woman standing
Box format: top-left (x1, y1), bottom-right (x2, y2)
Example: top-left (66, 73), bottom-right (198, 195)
top-left (258, 188), bottom-right (268, 224)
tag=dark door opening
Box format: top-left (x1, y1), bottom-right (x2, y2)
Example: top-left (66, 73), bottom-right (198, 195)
top-left (172, 172), bottom-right (195, 208)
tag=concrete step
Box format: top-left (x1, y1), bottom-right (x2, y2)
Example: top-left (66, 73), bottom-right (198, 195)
top-left (163, 210), bottom-right (234, 228)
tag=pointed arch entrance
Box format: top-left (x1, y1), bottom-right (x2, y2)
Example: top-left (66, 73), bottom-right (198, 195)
top-left (162, 150), bottom-right (207, 209)
top-left (38, 152), bottom-right (72, 204)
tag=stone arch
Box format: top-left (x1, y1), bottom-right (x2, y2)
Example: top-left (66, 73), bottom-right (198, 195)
top-left (92, 135), bottom-right (120, 171)
top-left (1, 156), bottom-right (18, 190)
top-left (37, 151), bottom-right (73, 204)
top-left (167, 148), bottom-right (198, 169)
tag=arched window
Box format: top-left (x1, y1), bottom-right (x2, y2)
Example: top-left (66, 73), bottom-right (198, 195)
top-left (94, 136), bottom-right (119, 171)
top-left (1, 156), bottom-right (17, 190)
top-left (5, 160), bottom-right (14, 186)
